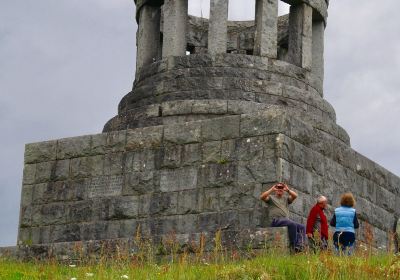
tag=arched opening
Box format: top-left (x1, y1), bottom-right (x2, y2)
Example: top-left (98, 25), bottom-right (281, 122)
top-left (277, 1), bottom-right (291, 61)
top-left (187, 0), bottom-right (210, 54)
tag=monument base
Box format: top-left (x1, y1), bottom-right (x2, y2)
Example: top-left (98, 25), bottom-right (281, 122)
top-left (18, 109), bottom-right (400, 256)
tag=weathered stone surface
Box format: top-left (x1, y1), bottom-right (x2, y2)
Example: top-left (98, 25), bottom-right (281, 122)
top-left (125, 149), bottom-right (155, 172)
top-left (103, 153), bottom-right (125, 176)
top-left (123, 171), bottom-right (157, 195)
top-left (312, 20), bottom-right (325, 89)
top-left (287, 4), bottom-right (313, 70)
top-left (201, 115), bottom-right (240, 141)
top-left (126, 126), bottom-right (163, 150)
top-left (202, 141), bottom-right (222, 163)
top-left (35, 161), bottom-right (54, 183)
top-left (198, 162), bottom-right (237, 188)
top-left (70, 155), bottom-right (104, 179)
top-left (22, 164), bottom-right (36, 185)
top-left (108, 196), bottom-right (139, 220)
top-left (162, 0), bottom-right (188, 57)
top-left (208, 0), bottom-right (229, 55)
top-left (136, 5), bottom-right (161, 71)
top-left (51, 159), bottom-right (70, 181)
top-left (164, 122), bottom-right (201, 144)
top-left (254, 0), bottom-right (278, 58)
top-left (32, 203), bottom-right (66, 226)
top-left (57, 135), bottom-right (91, 159)
top-left (240, 110), bottom-right (289, 137)
top-left (160, 167), bottom-right (198, 192)
top-left (177, 189), bottom-right (202, 215)
top-left (20, 185), bottom-right (33, 207)
top-left (87, 175), bottom-right (123, 198)
top-left (25, 141), bottom-right (57, 164)
top-left (238, 158), bottom-right (276, 184)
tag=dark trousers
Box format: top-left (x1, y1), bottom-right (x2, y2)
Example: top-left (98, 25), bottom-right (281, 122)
top-left (271, 218), bottom-right (306, 250)
top-left (333, 231), bottom-right (355, 255)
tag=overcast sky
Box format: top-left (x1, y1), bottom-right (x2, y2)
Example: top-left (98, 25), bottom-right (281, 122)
top-left (0, 0), bottom-right (399, 246)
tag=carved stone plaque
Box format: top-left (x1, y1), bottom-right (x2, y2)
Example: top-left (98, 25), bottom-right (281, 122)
top-left (87, 175), bottom-right (123, 198)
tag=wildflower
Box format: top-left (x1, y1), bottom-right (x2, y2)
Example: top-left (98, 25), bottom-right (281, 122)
top-left (247, 138), bottom-right (251, 143)
top-left (69, 264), bottom-right (76, 268)
top-left (71, 278), bottom-right (77, 280)
top-left (121, 275), bottom-right (129, 279)
top-left (85, 273), bottom-right (94, 277)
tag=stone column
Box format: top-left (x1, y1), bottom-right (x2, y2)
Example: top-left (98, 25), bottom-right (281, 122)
top-left (254, 0), bottom-right (278, 58)
top-left (162, 0), bottom-right (188, 58)
top-left (287, 3), bottom-right (313, 70)
top-left (312, 20), bottom-right (325, 87)
top-left (208, 0), bottom-right (229, 55)
top-left (136, 5), bottom-right (161, 72)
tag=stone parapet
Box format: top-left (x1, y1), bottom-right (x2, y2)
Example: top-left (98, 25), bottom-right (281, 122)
top-left (104, 100), bottom-right (347, 145)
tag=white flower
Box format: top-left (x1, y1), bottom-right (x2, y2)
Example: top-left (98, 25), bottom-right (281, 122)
top-left (69, 264), bottom-right (76, 268)
top-left (86, 273), bottom-right (94, 277)
top-left (71, 278), bottom-right (77, 280)
top-left (247, 138), bottom-right (251, 143)
top-left (121, 275), bottom-right (129, 279)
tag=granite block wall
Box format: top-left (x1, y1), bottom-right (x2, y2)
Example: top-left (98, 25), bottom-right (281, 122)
top-left (18, 109), bottom-right (400, 250)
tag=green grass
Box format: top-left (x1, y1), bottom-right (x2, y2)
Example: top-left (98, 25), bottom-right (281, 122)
top-left (1, 251), bottom-right (399, 280)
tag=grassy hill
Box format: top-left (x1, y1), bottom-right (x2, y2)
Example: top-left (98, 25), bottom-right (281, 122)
top-left (1, 249), bottom-right (399, 280)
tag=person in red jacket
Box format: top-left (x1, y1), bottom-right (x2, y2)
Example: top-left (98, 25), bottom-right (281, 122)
top-left (306, 196), bottom-right (329, 251)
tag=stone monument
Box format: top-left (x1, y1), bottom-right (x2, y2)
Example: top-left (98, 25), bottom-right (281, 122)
top-left (16, 0), bottom-right (400, 257)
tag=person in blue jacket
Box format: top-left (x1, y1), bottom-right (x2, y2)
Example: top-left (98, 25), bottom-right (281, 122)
top-left (330, 193), bottom-right (359, 255)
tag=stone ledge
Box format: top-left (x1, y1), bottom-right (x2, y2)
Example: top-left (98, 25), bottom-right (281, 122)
top-left (0, 246), bottom-right (18, 259)
top-left (16, 227), bottom-right (289, 260)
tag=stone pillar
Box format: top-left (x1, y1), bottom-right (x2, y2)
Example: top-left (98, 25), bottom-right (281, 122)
top-left (287, 4), bottom-right (313, 70)
top-left (312, 20), bottom-right (325, 86)
top-left (162, 0), bottom-right (188, 58)
top-left (136, 5), bottom-right (161, 72)
top-left (254, 0), bottom-right (278, 58)
top-left (208, 0), bottom-right (229, 55)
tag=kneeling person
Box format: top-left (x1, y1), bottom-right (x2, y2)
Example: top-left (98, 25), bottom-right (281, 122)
top-left (260, 183), bottom-right (306, 251)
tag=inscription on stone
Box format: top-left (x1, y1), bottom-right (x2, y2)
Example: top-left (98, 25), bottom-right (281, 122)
top-left (87, 175), bottom-right (123, 198)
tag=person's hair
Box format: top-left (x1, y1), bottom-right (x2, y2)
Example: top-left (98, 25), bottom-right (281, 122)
top-left (340, 193), bottom-right (355, 207)
top-left (317, 196), bottom-right (327, 203)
